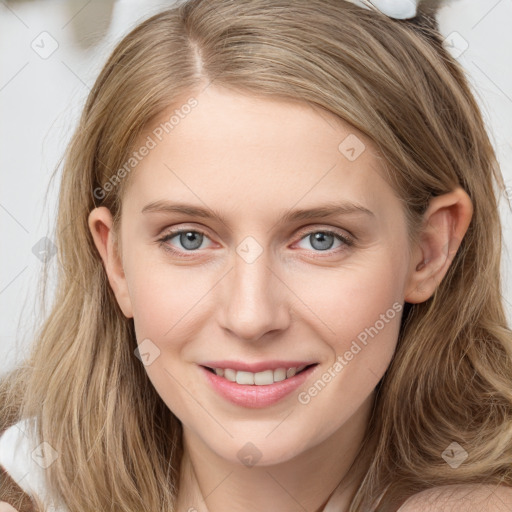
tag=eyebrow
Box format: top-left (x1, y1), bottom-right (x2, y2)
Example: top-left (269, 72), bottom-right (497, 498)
top-left (141, 200), bottom-right (374, 225)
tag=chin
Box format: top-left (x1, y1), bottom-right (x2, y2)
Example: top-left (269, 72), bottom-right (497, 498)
top-left (209, 435), bottom-right (309, 468)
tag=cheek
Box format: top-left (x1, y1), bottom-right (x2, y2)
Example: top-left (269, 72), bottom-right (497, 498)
top-left (124, 259), bottom-right (211, 419)
top-left (288, 249), bottom-right (406, 406)
top-left (130, 277), bottom-right (179, 340)
top-left (287, 279), bottom-right (403, 456)
top-left (125, 250), bottom-right (207, 341)
top-left (291, 249), bottom-right (406, 339)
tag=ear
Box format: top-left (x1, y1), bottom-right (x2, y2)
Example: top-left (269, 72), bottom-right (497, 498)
top-left (404, 187), bottom-right (473, 304)
top-left (88, 206), bottom-right (134, 318)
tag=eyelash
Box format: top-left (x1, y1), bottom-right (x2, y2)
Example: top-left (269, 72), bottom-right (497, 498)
top-left (157, 226), bottom-right (355, 259)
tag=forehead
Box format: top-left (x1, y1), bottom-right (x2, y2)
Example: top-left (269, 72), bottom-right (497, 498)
top-left (121, 86), bottom-right (399, 223)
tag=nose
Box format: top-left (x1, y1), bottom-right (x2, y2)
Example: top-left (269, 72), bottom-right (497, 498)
top-left (218, 245), bottom-right (291, 343)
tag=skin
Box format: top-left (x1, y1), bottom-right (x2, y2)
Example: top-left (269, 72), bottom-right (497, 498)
top-left (398, 483), bottom-right (512, 511)
top-left (85, 85), bottom-right (473, 512)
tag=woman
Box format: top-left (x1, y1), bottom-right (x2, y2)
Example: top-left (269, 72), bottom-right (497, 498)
top-left (1, 0), bottom-right (512, 510)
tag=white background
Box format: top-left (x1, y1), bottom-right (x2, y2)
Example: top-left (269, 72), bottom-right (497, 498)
top-left (1, 0), bottom-right (511, 377)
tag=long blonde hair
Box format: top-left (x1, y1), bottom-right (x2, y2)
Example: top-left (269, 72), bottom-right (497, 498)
top-left (2, 0), bottom-right (512, 510)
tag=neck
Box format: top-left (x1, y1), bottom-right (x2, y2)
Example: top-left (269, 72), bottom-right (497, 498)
top-left (176, 392), bottom-right (375, 512)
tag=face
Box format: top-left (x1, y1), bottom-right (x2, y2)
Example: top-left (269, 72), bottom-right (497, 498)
top-left (94, 85), bottom-right (418, 466)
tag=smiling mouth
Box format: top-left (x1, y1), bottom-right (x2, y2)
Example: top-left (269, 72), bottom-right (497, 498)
top-left (201, 363), bottom-right (318, 386)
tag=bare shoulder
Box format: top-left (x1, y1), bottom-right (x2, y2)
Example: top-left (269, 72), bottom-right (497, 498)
top-left (397, 483), bottom-right (512, 511)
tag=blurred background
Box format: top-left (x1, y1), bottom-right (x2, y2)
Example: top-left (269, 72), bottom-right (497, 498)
top-left (1, 0), bottom-right (512, 377)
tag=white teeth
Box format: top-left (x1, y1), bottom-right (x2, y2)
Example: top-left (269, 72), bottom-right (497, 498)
top-left (286, 367), bottom-right (297, 378)
top-left (211, 365), bottom-right (311, 385)
top-left (273, 368), bottom-right (286, 382)
top-left (254, 370), bottom-right (274, 385)
top-left (236, 371), bottom-right (254, 385)
top-left (224, 368), bottom-right (236, 382)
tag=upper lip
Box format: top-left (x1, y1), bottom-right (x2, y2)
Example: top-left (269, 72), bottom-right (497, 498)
top-left (200, 360), bottom-right (318, 373)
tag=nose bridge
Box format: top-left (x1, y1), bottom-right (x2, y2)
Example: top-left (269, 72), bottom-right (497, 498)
top-left (220, 236), bottom-right (289, 341)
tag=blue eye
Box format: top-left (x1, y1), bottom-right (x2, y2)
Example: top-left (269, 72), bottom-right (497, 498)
top-left (157, 227), bottom-right (354, 258)
top-left (296, 230), bottom-right (354, 252)
top-left (158, 229), bottom-right (211, 253)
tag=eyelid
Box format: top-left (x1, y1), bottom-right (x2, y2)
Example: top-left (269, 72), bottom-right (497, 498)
top-left (294, 224), bottom-right (355, 243)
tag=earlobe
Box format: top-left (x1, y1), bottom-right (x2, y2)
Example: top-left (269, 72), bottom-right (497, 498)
top-left (88, 207), bottom-right (134, 318)
top-left (404, 187), bottom-right (473, 304)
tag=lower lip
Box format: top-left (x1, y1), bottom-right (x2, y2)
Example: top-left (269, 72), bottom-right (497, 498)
top-left (200, 365), bottom-right (318, 408)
